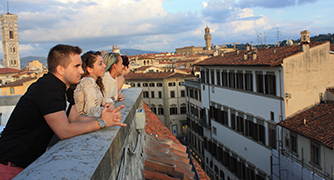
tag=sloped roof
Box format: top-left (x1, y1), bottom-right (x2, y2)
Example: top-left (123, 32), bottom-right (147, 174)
top-left (144, 103), bottom-right (209, 180)
top-left (330, 44), bottom-right (334, 52)
top-left (0, 68), bottom-right (21, 74)
top-left (125, 72), bottom-right (195, 80)
top-left (195, 42), bottom-right (326, 67)
top-left (0, 77), bottom-right (37, 88)
top-left (278, 101), bottom-right (334, 149)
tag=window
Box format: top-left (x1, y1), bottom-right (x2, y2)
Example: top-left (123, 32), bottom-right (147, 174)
top-left (206, 70), bottom-right (210, 84)
top-left (211, 70), bottom-right (215, 85)
top-left (228, 70), bottom-right (235, 88)
top-left (245, 71), bottom-right (253, 91)
top-left (180, 104), bottom-right (186, 114)
top-left (179, 82), bottom-right (183, 86)
top-left (268, 123), bottom-right (277, 149)
top-left (181, 90), bottom-right (185, 97)
top-left (170, 91), bottom-right (175, 98)
top-left (10, 87), bottom-right (15, 94)
top-left (150, 105), bottom-right (157, 114)
top-left (194, 90), bottom-right (198, 100)
top-left (158, 105), bottom-right (164, 115)
top-left (143, 91), bottom-right (149, 98)
top-left (270, 111), bottom-right (274, 121)
top-left (247, 164), bottom-right (256, 180)
top-left (158, 91), bottom-right (162, 98)
top-left (143, 83), bottom-right (148, 87)
top-left (151, 91), bottom-right (155, 98)
top-left (257, 118), bottom-right (265, 145)
top-left (201, 70), bottom-right (205, 83)
top-left (221, 107), bottom-right (229, 126)
top-left (216, 70), bottom-right (221, 86)
top-left (311, 142), bottom-right (320, 166)
top-left (130, 83), bottom-right (135, 87)
top-left (222, 70), bottom-right (228, 87)
top-left (231, 110), bottom-right (236, 130)
top-left (265, 72), bottom-right (276, 96)
top-left (190, 89), bottom-right (194, 98)
top-left (290, 133), bottom-right (297, 153)
top-left (237, 113), bottom-right (244, 134)
top-left (157, 83), bottom-right (163, 87)
top-left (149, 83), bottom-right (155, 87)
top-left (245, 115), bottom-right (253, 137)
top-left (170, 107), bottom-right (177, 115)
top-left (9, 30), bottom-right (14, 39)
top-left (256, 71), bottom-right (264, 93)
top-left (236, 71), bottom-right (244, 90)
top-left (168, 82), bottom-right (176, 86)
top-left (220, 170), bottom-right (225, 180)
top-left (137, 83), bottom-right (141, 87)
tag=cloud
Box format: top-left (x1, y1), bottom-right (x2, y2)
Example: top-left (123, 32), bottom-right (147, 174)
top-left (238, 0), bottom-right (318, 8)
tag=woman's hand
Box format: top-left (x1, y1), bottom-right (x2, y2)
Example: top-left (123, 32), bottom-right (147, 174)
top-left (118, 93), bottom-right (124, 101)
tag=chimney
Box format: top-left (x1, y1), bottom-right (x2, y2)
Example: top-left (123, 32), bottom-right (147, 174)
top-left (243, 53), bottom-right (247, 60)
top-left (221, 53), bottom-right (224, 57)
top-left (273, 49), bottom-right (276, 53)
top-left (300, 30), bottom-right (310, 52)
top-left (252, 53), bottom-right (257, 60)
top-left (303, 118), bottom-right (306, 125)
top-left (246, 43), bottom-right (250, 51)
top-left (236, 49), bottom-right (239, 55)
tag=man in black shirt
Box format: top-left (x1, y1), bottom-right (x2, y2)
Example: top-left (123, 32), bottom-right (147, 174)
top-left (0, 44), bottom-right (127, 179)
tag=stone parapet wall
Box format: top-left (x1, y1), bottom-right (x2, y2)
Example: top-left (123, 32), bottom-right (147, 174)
top-left (13, 88), bottom-right (146, 180)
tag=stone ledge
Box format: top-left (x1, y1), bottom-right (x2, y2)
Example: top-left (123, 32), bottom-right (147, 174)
top-left (13, 88), bottom-right (144, 180)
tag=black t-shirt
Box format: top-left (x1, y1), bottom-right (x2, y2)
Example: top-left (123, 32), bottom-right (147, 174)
top-left (0, 73), bottom-right (75, 168)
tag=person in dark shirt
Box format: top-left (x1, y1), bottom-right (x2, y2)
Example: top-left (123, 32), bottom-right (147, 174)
top-left (0, 44), bottom-right (127, 180)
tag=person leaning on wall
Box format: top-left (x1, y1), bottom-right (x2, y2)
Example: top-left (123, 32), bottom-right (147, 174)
top-left (0, 44), bottom-right (126, 180)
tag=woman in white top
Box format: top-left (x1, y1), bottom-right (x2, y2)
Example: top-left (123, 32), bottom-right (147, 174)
top-left (74, 51), bottom-right (109, 117)
top-left (102, 52), bottom-right (125, 104)
top-left (117, 55), bottom-right (131, 94)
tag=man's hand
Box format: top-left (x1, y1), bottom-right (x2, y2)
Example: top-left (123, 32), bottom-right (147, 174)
top-left (101, 105), bottom-right (127, 127)
top-left (118, 93), bottom-right (125, 101)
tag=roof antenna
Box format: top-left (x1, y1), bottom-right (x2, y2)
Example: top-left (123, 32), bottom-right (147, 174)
top-left (7, 1), bottom-right (9, 13)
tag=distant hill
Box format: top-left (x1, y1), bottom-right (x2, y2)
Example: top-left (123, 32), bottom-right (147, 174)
top-left (119, 49), bottom-right (161, 56)
top-left (20, 56), bottom-right (47, 69)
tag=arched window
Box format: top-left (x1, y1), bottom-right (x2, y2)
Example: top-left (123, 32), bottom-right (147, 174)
top-left (9, 30), bottom-right (14, 39)
top-left (13, 47), bottom-right (15, 53)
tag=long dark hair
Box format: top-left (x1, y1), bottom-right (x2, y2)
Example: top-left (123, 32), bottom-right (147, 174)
top-left (81, 51), bottom-right (104, 95)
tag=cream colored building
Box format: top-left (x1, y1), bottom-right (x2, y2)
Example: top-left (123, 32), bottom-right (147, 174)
top-left (0, 77), bottom-right (37, 96)
top-left (28, 60), bottom-right (43, 71)
top-left (124, 72), bottom-right (195, 138)
top-left (192, 30), bottom-right (334, 179)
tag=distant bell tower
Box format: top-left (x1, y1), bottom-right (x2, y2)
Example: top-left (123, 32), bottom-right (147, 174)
top-left (204, 26), bottom-right (211, 50)
top-left (0, 13), bottom-right (21, 69)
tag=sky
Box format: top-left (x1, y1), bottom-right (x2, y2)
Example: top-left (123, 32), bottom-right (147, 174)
top-left (0, 0), bottom-right (333, 58)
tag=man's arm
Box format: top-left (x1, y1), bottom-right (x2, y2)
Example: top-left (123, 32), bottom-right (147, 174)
top-left (44, 105), bottom-right (126, 140)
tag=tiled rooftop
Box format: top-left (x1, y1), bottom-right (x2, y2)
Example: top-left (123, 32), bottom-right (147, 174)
top-left (278, 101), bottom-right (334, 149)
top-left (125, 71), bottom-right (195, 80)
top-left (144, 103), bottom-right (210, 180)
top-left (330, 44), bottom-right (334, 51)
top-left (0, 77), bottom-right (37, 87)
top-left (0, 67), bottom-right (21, 74)
top-left (195, 42), bottom-right (326, 66)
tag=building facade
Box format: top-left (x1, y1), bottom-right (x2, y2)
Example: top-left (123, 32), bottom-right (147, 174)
top-left (190, 31), bottom-right (334, 180)
top-left (124, 72), bottom-right (196, 138)
top-left (0, 13), bottom-right (20, 69)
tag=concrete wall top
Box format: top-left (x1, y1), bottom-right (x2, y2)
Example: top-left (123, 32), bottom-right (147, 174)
top-left (13, 88), bottom-right (143, 180)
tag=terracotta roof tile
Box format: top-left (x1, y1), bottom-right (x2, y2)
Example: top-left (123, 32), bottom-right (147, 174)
top-left (278, 101), bottom-right (334, 149)
top-left (0, 68), bottom-right (21, 74)
top-left (0, 77), bottom-right (37, 87)
top-left (125, 72), bottom-right (195, 80)
top-left (195, 42), bottom-right (326, 67)
top-left (327, 87), bottom-right (334, 95)
top-left (144, 102), bottom-right (209, 180)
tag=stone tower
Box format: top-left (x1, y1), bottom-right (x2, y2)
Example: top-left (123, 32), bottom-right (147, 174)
top-left (0, 13), bottom-right (20, 69)
top-left (204, 26), bottom-right (211, 50)
top-left (300, 30), bottom-right (310, 44)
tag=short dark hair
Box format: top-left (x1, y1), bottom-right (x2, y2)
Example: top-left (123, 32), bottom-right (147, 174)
top-left (47, 44), bottom-right (82, 73)
top-left (121, 55), bottom-right (129, 67)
